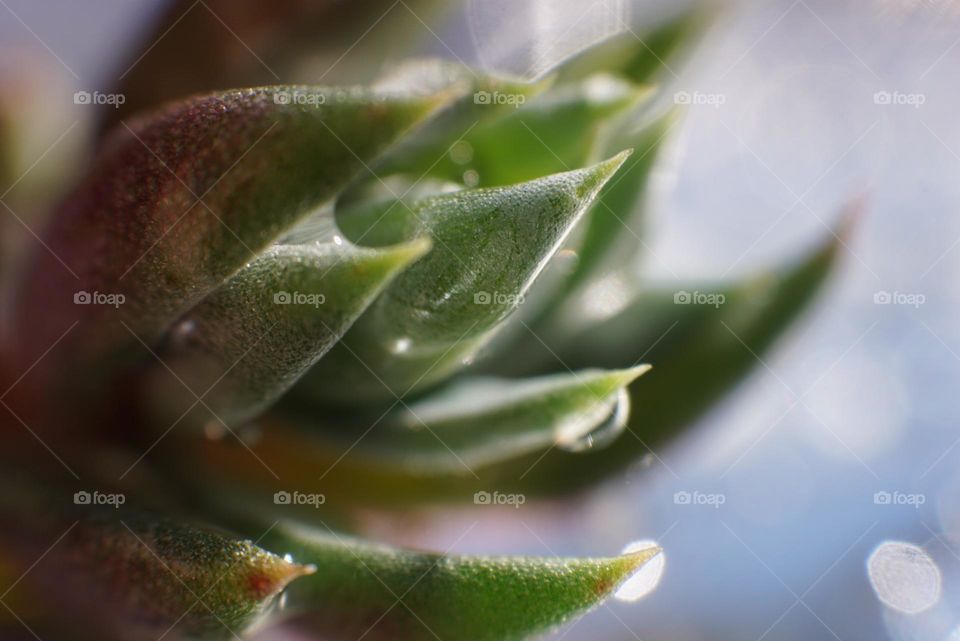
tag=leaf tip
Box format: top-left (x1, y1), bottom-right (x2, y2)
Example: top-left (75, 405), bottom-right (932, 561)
top-left (248, 549), bottom-right (319, 599)
top-left (612, 540), bottom-right (665, 603)
top-left (389, 235), bottom-right (434, 266)
top-left (580, 364), bottom-right (650, 398)
top-left (621, 363), bottom-right (652, 384)
top-left (574, 149), bottom-right (634, 201)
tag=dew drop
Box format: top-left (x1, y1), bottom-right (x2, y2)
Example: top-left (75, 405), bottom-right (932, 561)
top-left (449, 140), bottom-right (474, 165)
top-left (463, 169), bottom-right (480, 187)
top-left (556, 388), bottom-right (630, 452)
top-left (332, 235), bottom-right (344, 246)
top-left (170, 319), bottom-right (198, 348)
top-left (555, 248), bottom-right (580, 274)
top-left (614, 539), bottom-right (664, 602)
top-left (391, 337), bottom-right (412, 354)
top-left (868, 541), bottom-right (941, 614)
top-left (580, 273), bottom-right (631, 323)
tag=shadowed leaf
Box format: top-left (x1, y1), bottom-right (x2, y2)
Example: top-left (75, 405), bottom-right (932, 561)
top-left (552, 5), bottom-right (715, 84)
top-left (406, 74), bottom-right (647, 189)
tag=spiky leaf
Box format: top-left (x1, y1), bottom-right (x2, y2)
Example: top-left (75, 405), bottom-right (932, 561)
top-left (15, 86), bottom-right (449, 392)
top-left (264, 522), bottom-right (661, 641)
top-left (298, 152), bottom-right (631, 405)
top-left (147, 239), bottom-right (430, 429)
top-left (284, 366), bottom-right (648, 473)
top-left (508, 217), bottom-right (851, 493)
top-left (0, 490), bottom-right (312, 641)
top-left (567, 110), bottom-right (676, 290)
top-left (187, 219), bottom-right (844, 505)
top-left (553, 6), bottom-right (714, 84)
top-left (411, 75), bottom-right (646, 188)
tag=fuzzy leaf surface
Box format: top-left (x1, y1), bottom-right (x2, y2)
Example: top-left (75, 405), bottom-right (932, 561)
top-left (298, 153), bottom-right (631, 405)
top-left (264, 522), bottom-right (661, 641)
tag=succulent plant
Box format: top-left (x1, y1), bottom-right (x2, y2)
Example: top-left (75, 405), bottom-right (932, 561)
top-left (0, 4), bottom-right (849, 641)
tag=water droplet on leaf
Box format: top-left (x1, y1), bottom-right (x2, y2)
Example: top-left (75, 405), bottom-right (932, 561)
top-left (615, 540), bottom-right (664, 602)
top-left (556, 388), bottom-right (630, 452)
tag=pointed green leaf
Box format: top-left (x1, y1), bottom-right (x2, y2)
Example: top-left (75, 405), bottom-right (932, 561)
top-left (263, 522), bottom-right (662, 641)
top-left (414, 75), bottom-right (647, 188)
top-left (505, 215), bottom-right (851, 494)
top-left (368, 58), bottom-right (551, 182)
top-left (567, 110), bottom-right (677, 290)
top-left (485, 109), bottom-right (677, 365)
top-left (147, 239), bottom-right (430, 429)
top-left (285, 366), bottom-right (648, 474)
top-left (14, 86), bottom-right (450, 391)
top-left (0, 488), bottom-right (312, 641)
top-left (188, 217), bottom-right (845, 506)
top-left (66, 513), bottom-right (313, 639)
top-left (297, 152), bottom-right (632, 405)
top-left (552, 5), bottom-right (715, 84)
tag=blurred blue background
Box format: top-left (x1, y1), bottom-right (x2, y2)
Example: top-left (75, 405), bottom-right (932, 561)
top-left (2, 0), bottom-right (957, 639)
